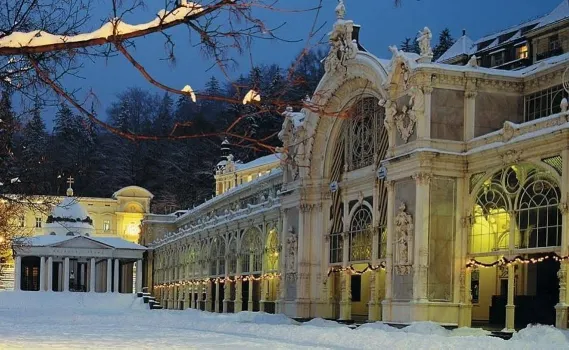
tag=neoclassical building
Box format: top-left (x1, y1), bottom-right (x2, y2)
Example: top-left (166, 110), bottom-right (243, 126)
top-left (144, 1), bottom-right (569, 330)
top-left (0, 183), bottom-right (153, 291)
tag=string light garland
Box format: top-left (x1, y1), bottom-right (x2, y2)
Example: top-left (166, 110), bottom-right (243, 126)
top-left (154, 273), bottom-right (281, 289)
top-left (466, 253), bottom-right (569, 269)
top-left (326, 262), bottom-right (386, 277)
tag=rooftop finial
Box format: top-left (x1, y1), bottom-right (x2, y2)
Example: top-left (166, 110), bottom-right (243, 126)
top-left (335, 0), bottom-right (346, 20)
top-left (66, 176), bottom-right (74, 196)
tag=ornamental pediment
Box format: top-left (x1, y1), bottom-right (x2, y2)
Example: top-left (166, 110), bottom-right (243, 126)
top-left (50, 236), bottom-right (112, 250)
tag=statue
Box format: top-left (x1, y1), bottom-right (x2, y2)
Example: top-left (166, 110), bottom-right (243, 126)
top-left (395, 203), bottom-right (413, 275)
top-left (467, 55), bottom-right (478, 67)
top-left (324, 1), bottom-right (358, 73)
top-left (286, 229), bottom-right (298, 276)
top-left (417, 27), bottom-right (433, 59)
top-left (379, 99), bottom-right (397, 131)
top-left (335, 0), bottom-right (346, 20)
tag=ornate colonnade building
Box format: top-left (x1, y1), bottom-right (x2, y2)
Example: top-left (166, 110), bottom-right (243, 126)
top-left (144, 1), bottom-right (569, 330)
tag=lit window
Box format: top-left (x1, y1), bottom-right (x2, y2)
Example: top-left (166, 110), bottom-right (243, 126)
top-left (103, 220), bottom-right (111, 231)
top-left (516, 45), bottom-right (528, 59)
top-left (35, 217), bottom-right (42, 228)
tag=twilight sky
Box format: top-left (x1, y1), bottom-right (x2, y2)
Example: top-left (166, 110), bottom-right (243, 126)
top-left (55, 0), bottom-right (559, 128)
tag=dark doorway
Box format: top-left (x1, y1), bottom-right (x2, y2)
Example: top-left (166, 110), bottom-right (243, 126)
top-left (218, 284), bottom-right (225, 313)
top-left (242, 280), bottom-right (250, 311)
top-left (21, 257), bottom-right (40, 291)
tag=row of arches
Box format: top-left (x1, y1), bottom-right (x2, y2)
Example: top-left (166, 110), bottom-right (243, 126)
top-left (153, 222), bottom-right (280, 313)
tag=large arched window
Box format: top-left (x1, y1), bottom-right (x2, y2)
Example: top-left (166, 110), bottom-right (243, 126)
top-left (344, 97), bottom-right (386, 171)
top-left (241, 227), bottom-right (263, 274)
top-left (470, 165), bottom-right (561, 254)
top-left (349, 205), bottom-right (373, 261)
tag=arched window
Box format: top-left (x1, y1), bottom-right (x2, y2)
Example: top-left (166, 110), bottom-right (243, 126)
top-left (470, 165), bottom-right (561, 254)
top-left (265, 227), bottom-right (280, 271)
top-left (241, 227), bottom-right (263, 274)
top-left (228, 237), bottom-right (238, 275)
top-left (349, 205), bottom-right (373, 261)
top-left (344, 97), bottom-right (385, 171)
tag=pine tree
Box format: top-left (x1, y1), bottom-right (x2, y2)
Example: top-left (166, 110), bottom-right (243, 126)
top-left (20, 99), bottom-right (51, 193)
top-left (0, 89), bottom-right (18, 189)
top-left (400, 38), bottom-right (414, 52)
top-left (433, 28), bottom-right (455, 61)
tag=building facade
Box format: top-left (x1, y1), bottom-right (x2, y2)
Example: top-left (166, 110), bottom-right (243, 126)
top-left (0, 184), bottom-right (153, 290)
top-left (143, 1), bottom-right (569, 330)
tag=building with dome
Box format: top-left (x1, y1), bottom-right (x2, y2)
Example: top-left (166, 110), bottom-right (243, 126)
top-left (4, 182), bottom-right (151, 294)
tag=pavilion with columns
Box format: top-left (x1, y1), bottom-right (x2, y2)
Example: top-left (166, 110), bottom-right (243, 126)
top-left (12, 179), bottom-right (146, 294)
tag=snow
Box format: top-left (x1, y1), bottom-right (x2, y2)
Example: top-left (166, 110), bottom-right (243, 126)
top-left (234, 154), bottom-right (281, 171)
top-left (243, 89), bottom-right (261, 105)
top-left (435, 34), bottom-right (475, 63)
top-left (90, 236), bottom-right (147, 250)
top-left (1, 292), bottom-right (569, 349)
top-left (0, 4), bottom-right (202, 49)
top-left (181, 84), bottom-right (197, 102)
top-left (535, 0), bottom-right (569, 30)
top-left (25, 235), bottom-right (146, 250)
top-left (51, 197), bottom-right (89, 220)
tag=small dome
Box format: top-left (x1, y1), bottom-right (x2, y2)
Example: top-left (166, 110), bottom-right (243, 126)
top-left (51, 197), bottom-right (89, 220)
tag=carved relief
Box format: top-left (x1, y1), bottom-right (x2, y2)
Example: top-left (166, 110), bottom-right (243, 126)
top-left (379, 99), bottom-right (397, 132)
top-left (501, 121), bottom-right (517, 142)
top-left (395, 203), bottom-right (413, 275)
top-left (395, 105), bottom-right (416, 143)
top-left (501, 149), bottom-right (523, 166)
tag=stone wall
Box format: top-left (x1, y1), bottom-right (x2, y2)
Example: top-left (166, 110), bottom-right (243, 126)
top-left (431, 89), bottom-right (464, 141)
top-left (475, 93), bottom-right (523, 137)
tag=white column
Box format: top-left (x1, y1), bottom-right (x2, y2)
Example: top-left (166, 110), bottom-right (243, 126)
top-left (136, 260), bottom-right (143, 293)
top-left (14, 256), bottom-right (22, 291)
top-left (106, 258), bottom-right (112, 293)
top-left (63, 257), bottom-right (70, 292)
top-left (47, 257), bottom-right (53, 292)
top-left (90, 258), bottom-right (96, 292)
top-left (39, 256), bottom-right (46, 292)
top-left (113, 259), bottom-right (120, 293)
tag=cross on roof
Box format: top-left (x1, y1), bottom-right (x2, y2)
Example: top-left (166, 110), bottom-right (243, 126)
top-left (67, 176), bottom-right (74, 188)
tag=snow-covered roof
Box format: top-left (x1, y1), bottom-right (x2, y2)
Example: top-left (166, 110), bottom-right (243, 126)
top-left (535, 0), bottom-right (569, 30)
top-left (436, 35), bottom-right (475, 63)
top-left (25, 235), bottom-right (146, 250)
top-left (234, 154), bottom-right (281, 171)
top-left (51, 197), bottom-right (89, 220)
top-left (112, 186), bottom-right (153, 199)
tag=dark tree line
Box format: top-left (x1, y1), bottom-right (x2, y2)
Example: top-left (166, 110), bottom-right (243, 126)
top-left (1, 49), bottom-right (325, 214)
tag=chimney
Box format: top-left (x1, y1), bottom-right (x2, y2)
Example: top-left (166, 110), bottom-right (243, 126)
top-left (462, 29), bottom-right (466, 36)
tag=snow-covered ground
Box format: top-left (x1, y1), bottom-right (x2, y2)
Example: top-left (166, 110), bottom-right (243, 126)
top-left (0, 292), bottom-right (568, 349)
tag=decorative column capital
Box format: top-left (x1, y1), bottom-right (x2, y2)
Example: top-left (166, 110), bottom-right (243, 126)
top-left (422, 86), bottom-right (434, 95)
top-left (412, 172), bottom-right (431, 185)
top-left (465, 90), bottom-right (477, 99)
top-left (384, 180), bottom-right (395, 192)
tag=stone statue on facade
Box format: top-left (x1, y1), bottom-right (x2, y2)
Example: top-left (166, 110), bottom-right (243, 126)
top-left (395, 203), bottom-right (413, 275)
top-left (324, 1), bottom-right (358, 73)
top-left (417, 27), bottom-right (433, 61)
top-left (286, 228), bottom-right (298, 277)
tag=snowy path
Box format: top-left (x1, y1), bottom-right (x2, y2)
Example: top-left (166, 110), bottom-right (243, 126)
top-left (0, 292), bottom-right (569, 349)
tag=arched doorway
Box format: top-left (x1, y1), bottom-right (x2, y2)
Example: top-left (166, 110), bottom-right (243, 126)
top-left (469, 164), bottom-right (561, 329)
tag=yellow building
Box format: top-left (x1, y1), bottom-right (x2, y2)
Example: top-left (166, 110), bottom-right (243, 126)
top-left (0, 184), bottom-right (153, 290)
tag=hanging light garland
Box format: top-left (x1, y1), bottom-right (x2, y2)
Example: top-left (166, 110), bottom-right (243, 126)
top-left (154, 272), bottom-right (281, 289)
top-left (326, 262), bottom-right (386, 277)
top-left (466, 253), bottom-right (569, 269)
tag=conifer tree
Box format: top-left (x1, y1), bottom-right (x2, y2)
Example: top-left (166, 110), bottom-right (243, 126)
top-left (433, 28), bottom-right (455, 61)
